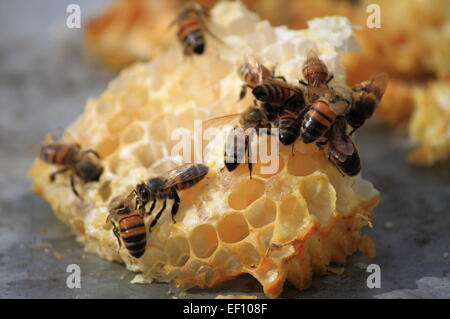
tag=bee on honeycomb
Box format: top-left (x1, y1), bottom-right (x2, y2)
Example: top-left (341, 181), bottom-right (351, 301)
top-left (29, 2), bottom-right (379, 298)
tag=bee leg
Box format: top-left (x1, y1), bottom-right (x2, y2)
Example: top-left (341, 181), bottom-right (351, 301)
top-left (112, 223), bottom-right (121, 252)
top-left (170, 189), bottom-right (180, 224)
top-left (239, 85), bottom-right (250, 101)
top-left (81, 149), bottom-right (101, 159)
top-left (246, 138), bottom-right (253, 179)
top-left (316, 140), bottom-right (327, 150)
top-left (70, 174), bottom-right (82, 200)
top-left (49, 167), bottom-right (69, 182)
top-left (326, 75), bottom-right (334, 84)
top-left (327, 152), bottom-right (345, 177)
top-left (146, 199), bottom-right (157, 216)
top-left (149, 200), bottom-right (167, 232)
top-left (298, 80), bottom-right (308, 87)
top-left (275, 76), bottom-right (287, 82)
top-left (291, 144), bottom-right (295, 156)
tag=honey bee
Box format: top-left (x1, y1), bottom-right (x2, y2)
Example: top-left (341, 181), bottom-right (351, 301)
top-left (346, 73), bottom-right (389, 134)
top-left (299, 50), bottom-right (334, 104)
top-left (277, 93), bottom-right (307, 146)
top-left (106, 193), bottom-right (147, 258)
top-left (40, 142), bottom-right (103, 199)
top-left (301, 84), bottom-right (353, 144)
top-left (301, 49), bottom-right (333, 88)
top-left (170, 2), bottom-right (219, 56)
top-left (133, 164), bottom-right (209, 231)
top-left (318, 117), bottom-right (361, 176)
top-left (252, 80), bottom-right (303, 107)
top-left (204, 106), bottom-right (272, 178)
top-left (238, 54), bottom-right (284, 101)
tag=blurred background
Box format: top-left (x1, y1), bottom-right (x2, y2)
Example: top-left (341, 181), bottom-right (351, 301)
top-left (1, 0), bottom-right (449, 298)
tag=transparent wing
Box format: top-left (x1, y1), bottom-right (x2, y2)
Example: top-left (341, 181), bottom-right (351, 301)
top-left (306, 49), bottom-right (320, 62)
top-left (202, 113), bottom-right (241, 130)
top-left (369, 72), bottom-right (389, 97)
top-left (202, 113), bottom-right (241, 151)
top-left (164, 163), bottom-right (207, 189)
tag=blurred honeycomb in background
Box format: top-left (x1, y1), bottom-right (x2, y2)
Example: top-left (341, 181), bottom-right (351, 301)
top-left (31, 2), bottom-right (380, 297)
top-left (84, 0), bottom-right (450, 165)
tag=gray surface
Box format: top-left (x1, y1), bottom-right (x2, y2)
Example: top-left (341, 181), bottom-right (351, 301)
top-left (0, 1), bottom-right (449, 299)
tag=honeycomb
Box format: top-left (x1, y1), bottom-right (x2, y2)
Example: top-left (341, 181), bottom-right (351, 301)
top-left (408, 77), bottom-right (450, 166)
top-left (29, 1), bottom-right (379, 298)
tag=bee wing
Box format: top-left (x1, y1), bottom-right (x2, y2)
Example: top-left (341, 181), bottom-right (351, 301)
top-left (370, 72), bottom-right (389, 97)
top-left (306, 49), bottom-right (320, 62)
top-left (54, 126), bottom-right (81, 146)
top-left (164, 164), bottom-right (208, 189)
top-left (333, 134), bottom-right (355, 158)
top-left (202, 113), bottom-right (241, 151)
top-left (202, 113), bottom-right (241, 130)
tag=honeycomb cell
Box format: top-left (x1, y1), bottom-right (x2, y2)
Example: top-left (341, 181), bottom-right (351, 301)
top-left (228, 178), bottom-right (265, 210)
top-left (96, 100), bottom-right (117, 115)
top-left (121, 86), bottom-right (148, 110)
top-left (235, 242), bottom-right (261, 269)
top-left (98, 181), bottom-right (112, 202)
top-left (253, 157), bottom-right (285, 178)
top-left (287, 154), bottom-right (322, 176)
top-left (272, 194), bottom-right (309, 244)
top-left (189, 224), bottom-right (219, 258)
top-left (144, 247), bottom-right (169, 269)
top-left (164, 236), bottom-right (190, 267)
top-left (245, 198), bottom-right (277, 228)
top-left (211, 248), bottom-right (241, 273)
top-left (257, 225), bottom-right (274, 253)
top-left (149, 114), bottom-right (172, 142)
top-left (133, 142), bottom-right (167, 168)
top-left (107, 111), bottom-right (134, 134)
top-left (121, 124), bottom-right (144, 144)
top-left (299, 174), bottom-right (336, 226)
top-left (217, 212), bottom-right (249, 243)
top-left (96, 138), bottom-right (119, 158)
top-left (107, 154), bottom-right (120, 174)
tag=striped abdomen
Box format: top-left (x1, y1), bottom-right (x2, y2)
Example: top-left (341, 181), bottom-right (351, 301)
top-left (252, 83), bottom-right (293, 105)
top-left (278, 109), bottom-right (301, 145)
top-left (224, 127), bottom-right (247, 172)
top-left (40, 143), bottom-right (78, 166)
top-left (333, 150), bottom-right (361, 176)
top-left (171, 163), bottom-right (209, 190)
top-left (301, 100), bottom-right (336, 144)
top-left (177, 16), bottom-right (205, 55)
top-left (118, 211), bottom-right (146, 258)
top-left (302, 58), bottom-right (328, 87)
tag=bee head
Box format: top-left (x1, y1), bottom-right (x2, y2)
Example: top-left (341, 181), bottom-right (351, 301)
top-left (136, 183), bottom-right (151, 202)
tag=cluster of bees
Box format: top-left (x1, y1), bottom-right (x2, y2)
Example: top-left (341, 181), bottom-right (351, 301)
top-left (216, 51), bottom-right (388, 178)
top-left (40, 141), bottom-right (209, 258)
top-left (38, 2), bottom-right (387, 259)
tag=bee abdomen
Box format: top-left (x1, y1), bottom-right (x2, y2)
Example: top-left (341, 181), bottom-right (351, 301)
top-left (338, 152), bottom-right (361, 176)
top-left (278, 112), bottom-right (301, 145)
top-left (174, 164), bottom-right (209, 190)
top-left (252, 83), bottom-right (292, 104)
top-left (303, 60), bottom-right (328, 86)
top-left (301, 101), bottom-right (336, 143)
top-left (119, 213), bottom-right (146, 258)
top-left (40, 143), bottom-right (75, 165)
top-left (178, 16), bottom-right (205, 55)
top-left (224, 128), bottom-right (247, 172)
